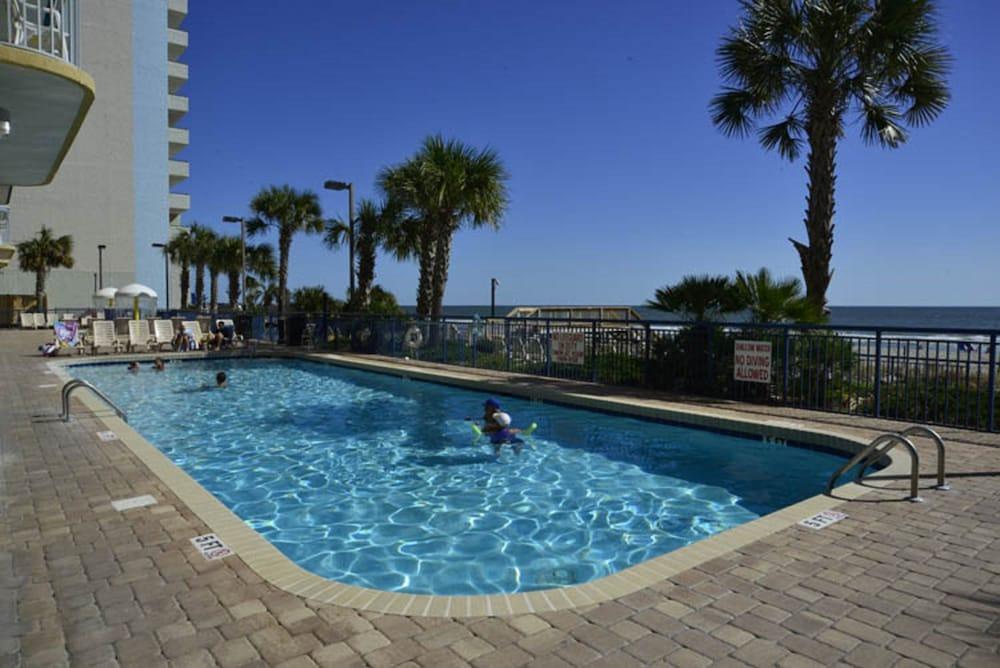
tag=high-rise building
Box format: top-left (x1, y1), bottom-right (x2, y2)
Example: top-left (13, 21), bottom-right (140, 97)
top-left (0, 0), bottom-right (189, 316)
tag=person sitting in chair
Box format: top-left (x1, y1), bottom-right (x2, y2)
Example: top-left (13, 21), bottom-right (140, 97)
top-left (207, 320), bottom-right (235, 350)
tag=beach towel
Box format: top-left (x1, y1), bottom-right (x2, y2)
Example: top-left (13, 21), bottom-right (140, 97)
top-left (54, 321), bottom-right (80, 347)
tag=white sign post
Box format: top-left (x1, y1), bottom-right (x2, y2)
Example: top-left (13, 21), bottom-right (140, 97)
top-left (734, 340), bottom-right (772, 383)
top-left (551, 332), bottom-right (586, 365)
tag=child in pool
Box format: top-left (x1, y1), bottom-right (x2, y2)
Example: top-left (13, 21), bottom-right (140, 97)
top-left (481, 398), bottom-right (525, 456)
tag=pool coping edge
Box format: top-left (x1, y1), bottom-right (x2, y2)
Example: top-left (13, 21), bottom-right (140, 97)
top-left (48, 352), bottom-right (913, 617)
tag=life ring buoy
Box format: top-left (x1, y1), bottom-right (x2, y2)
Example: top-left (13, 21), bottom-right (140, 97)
top-left (404, 326), bottom-right (423, 350)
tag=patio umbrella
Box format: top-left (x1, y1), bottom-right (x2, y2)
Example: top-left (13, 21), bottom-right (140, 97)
top-left (94, 286), bottom-right (117, 308)
top-left (117, 283), bottom-right (157, 320)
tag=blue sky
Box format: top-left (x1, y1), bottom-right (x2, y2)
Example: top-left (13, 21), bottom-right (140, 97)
top-left (180, 1), bottom-right (999, 307)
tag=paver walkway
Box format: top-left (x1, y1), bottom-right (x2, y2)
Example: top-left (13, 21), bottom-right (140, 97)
top-left (2, 330), bottom-right (999, 667)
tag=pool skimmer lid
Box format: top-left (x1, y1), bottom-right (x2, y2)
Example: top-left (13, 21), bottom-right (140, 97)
top-left (111, 495), bottom-right (157, 511)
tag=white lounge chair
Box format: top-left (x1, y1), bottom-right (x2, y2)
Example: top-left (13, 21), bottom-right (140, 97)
top-left (46, 312), bottom-right (57, 327)
top-left (19, 313), bottom-right (35, 329)
top-left (89, 320), bottom-right (122, 355)
top-left (152, 319), bottom-right (175, 350)
top-left (127, 320), bottom-right (155, 353)
top-left (33, 313), bottom-right (46, 328)
top-left (181, 320), bottom-right (206, 349)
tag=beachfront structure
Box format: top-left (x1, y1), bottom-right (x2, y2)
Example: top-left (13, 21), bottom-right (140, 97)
top-left (0, 0), bottom-right (189, 314)
top-left (506, 305), bottom-right (644, 322)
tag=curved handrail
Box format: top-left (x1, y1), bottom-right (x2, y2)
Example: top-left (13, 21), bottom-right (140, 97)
top-left (856, 425), bottom-right (947, 491)
top-left (899, 426), bottom-right (947, 490)
top-left (827, 433), bottom-right (922, 502)
top-left (61, 379), bottom-right (128, 423)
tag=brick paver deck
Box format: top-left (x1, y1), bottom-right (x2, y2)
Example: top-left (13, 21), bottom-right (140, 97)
top-left (2, 330), bottom-right (999, 667)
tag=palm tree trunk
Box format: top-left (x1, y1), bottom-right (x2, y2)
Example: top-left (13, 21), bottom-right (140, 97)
top-left (210, 271), bottom-right (219, 313)
top-left (227, 271), bottom-right (240, 308)
top-left (180, 262), bottom-right (190, 309)
top-left (430, 227), bottom-right (453, 318)
top-left (194, 263), bottom-right (205, 309)
top-left (416, 235), bottom-right (435, 318)
top-left (356, 246), bottom-right (375, 312)
top-left (35, 270), bottom-right (45, 313)
top-left (278, 234), bottom-right (290, 318)
top-left (790, 99), bottom-right (839, 313)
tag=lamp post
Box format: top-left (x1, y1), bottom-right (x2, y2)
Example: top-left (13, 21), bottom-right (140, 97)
top-left (97, 244), bottom-right (106, 289)
top-left (491, 278), bottom-right (500, 318)
top-left (151, 243), bottom-right (168, 312)
top-left (222, 216), bottom-right (247, 310)
top-left (323, 180), bottom-right (354, 302)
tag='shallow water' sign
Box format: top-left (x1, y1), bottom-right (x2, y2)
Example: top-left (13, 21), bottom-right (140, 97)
top-left (734, 340), bottom-right (772, 383)
top-left (551, 332), bottom-right (586, 365)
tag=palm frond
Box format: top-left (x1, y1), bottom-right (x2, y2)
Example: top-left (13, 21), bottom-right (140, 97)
top-left (709, 88), bottom-right (759, 138)
top-left (860, 100), bottom-right (906, 147)
top-left (758, 114), bottom-right (804, 160)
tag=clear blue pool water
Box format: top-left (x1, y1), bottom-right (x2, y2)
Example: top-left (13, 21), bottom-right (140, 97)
top-left (72, 358), bottom-right (858, 595)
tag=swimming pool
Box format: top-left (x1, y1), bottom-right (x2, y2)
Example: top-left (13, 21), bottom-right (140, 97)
top-left (72, 358), bottom-right (861, 595)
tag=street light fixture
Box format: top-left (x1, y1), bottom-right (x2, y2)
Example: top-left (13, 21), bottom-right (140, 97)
top-left (152, 243), bottom-right (168, 313)
top-left (222, 216), bottom-right (247, 311)
top-left (323, 180), bottom-right (355, 301)
top-left (97, 244), bottom-right (106, 289)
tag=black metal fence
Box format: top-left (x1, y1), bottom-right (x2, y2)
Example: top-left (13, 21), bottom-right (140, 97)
top-left (312, 315), bottom-right (999, 433)
top-left (9, 308), bottom-right (998, 432)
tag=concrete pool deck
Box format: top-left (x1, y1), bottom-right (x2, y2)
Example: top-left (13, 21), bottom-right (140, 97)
top-left (2, 330), bottom-right (999, 666)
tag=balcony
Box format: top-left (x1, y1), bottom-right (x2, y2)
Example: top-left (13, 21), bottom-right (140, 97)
top-left (2, 0), bottom-right (78, 64)
top-left (168, 28), bottom-right (187, 60)
top-left (0, 207), bottom-right (11, 269)
top-left (0, 0), bottom-right (95, 186)
top-left (168, 60), bottom-right (187, 93)
top-left (169, 192), bottom-right (190, 216)
top-left (168, 126), bottom-right (188, 157)
top-left (168, 0), bottom-right (187, 30)
top-left (169, 159), bottom-right (189, 187)
top-left (168, 93), bottom-right (188, 124)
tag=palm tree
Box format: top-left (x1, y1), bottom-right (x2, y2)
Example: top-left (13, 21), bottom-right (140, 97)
top-left (710, 0), bottom-right (950, 311)
top-left (734, 268), bottom-right (820, 324)
top-left (291, 285), bottom-right (332, 313)
top-left (233, 242), bottom-right (277, 311)
top-left (326, 198), bottom-right (402, 312)
top-left (164, 228), bottom-right (196, 309)
top-left (16, 226), bottom-right (73, 312)
top-left (187, 223), bottom-right (216, 309)
top-left (379, 135), bottom-right (509, 318)
top-left (646, 275), bottom-right (742, 322)
top-left (247, 185), bottom-right (324, 317)
top-left (207, 235), bottom-right (241, 312)
top-left (206, 235), bottom-right (242, 309)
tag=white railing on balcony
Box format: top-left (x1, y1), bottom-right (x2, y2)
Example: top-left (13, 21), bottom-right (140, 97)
top-left (0, 207), bottom-right (10, 245)
top-left (1, 0), bottom-right (78, 64)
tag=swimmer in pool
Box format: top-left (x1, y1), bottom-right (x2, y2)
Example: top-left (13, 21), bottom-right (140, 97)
top-left (480, 398), bottom-right (525, 456)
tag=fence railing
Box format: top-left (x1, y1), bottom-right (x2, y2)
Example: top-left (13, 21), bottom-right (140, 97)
top-left (1, 0), bottom-right (78, 64)
top-left (313, 315), bottom-right (1000, 433)
top-left (8, 308), bottom-right (998, 432)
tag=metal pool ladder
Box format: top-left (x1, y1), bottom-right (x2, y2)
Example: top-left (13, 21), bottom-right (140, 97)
top-left (826, 425), bottom-right (948, 503)
top-left (60, 379), bottom-right (128, 423)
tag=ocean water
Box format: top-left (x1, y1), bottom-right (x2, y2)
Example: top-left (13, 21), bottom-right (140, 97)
top-left (412, 306), bottom-right (1000, 331)
top-left (71, 358), bottom-right (861, 595)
